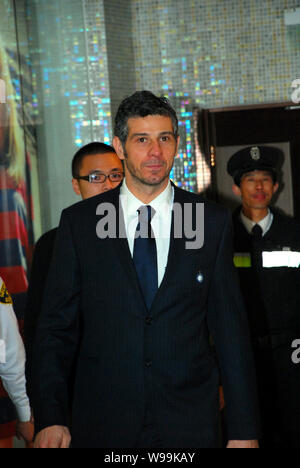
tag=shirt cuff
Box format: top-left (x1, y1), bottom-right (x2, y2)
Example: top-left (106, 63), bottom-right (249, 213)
top-left (16, 405), bottom-right (31, 422)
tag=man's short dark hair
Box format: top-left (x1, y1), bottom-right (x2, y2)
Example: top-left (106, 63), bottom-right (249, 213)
top-left (72, 142), bottom-right (116, 178)
top-left (114, 90), bottom-right (179, 147)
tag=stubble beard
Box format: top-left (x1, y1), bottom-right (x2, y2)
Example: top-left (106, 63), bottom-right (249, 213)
top-left (123, 149), bottom-right (172, 188)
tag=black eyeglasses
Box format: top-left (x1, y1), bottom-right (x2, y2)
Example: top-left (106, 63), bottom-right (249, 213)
top-left (76, 171), bottom-right (124, 184)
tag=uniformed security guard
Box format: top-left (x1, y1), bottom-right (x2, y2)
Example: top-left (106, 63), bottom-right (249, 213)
top-left (0, 277), bottom-right (34, 446)
top-left (227, 145), bottom-right (300, 448)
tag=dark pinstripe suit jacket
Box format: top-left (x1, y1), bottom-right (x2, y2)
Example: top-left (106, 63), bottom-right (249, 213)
top-left (32, 183), bottom-right (260, 448)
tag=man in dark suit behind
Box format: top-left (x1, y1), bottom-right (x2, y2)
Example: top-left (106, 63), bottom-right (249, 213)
top-left (32, 91), bottom-right (260, 448)
top-left (24, 142), bottom-right (124, 402)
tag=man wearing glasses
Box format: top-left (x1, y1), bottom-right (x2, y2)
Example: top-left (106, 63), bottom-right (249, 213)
top-left (24, 142), bottom-right (124, 404)
top-left (71, 142), bottom-right (124, 199)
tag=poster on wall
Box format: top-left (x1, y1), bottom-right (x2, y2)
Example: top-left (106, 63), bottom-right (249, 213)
top-left (0, 0), bottom-right (40, 439)
top-left (0, 38), bottom-right (33, 322)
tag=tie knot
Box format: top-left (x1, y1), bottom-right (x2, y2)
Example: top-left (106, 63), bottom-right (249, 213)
top-left (252, 224), bottom-right (263, 240)
top-left (136, 205), bottom-right (156, 239)
top-left (137, 205), bottom-right (156, 224)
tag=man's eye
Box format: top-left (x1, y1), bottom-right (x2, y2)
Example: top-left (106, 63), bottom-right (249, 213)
top-left (91, 174), bottom-right (101, 181)
top-left (138, 137), bottom-right (147, 143)
top-left (161, 136), bottom-right (169, 142)
top-left (111, 173), bottom-right (122, 180)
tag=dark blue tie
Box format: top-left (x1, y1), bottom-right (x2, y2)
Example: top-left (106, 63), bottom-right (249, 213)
top-left (252, 224), bottom-right (263, 241)
top-left (133, 205), bottom-right (158, 310)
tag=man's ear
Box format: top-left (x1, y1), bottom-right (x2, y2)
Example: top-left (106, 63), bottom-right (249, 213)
top-left (113, 136), bottom-right (125, 161)
top-left (232, 184), bottom-right (241, 197)
top-left (72, 178), bottom-right (81, 196)
top-left (273, 182), bottom-right (279, 194)
top-left (175, 135), bottom-right (180, 156)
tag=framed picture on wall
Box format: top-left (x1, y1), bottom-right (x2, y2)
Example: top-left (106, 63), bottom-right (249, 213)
top-left (196, 103), bottom-right (300, 218)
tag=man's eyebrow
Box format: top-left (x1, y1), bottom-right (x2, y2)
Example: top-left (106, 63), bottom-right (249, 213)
top-left (129, 131), bottom-right (174, 139)
top-left (90, 168), bottom-right (122, 173)
top-left (130, 132), bottom-right (148, 139)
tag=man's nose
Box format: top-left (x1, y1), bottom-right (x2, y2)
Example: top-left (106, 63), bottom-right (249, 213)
top-left (150, 140), bottom-right (163, 156)
top-left (101, 178), bottom-right (114, 192)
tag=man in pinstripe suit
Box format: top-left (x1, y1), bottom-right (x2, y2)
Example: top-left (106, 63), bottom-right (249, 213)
top-left (32, 91), bottom-right (260, 448)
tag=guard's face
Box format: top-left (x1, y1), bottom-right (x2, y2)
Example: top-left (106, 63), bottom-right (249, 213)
top-left (113, 115), bottom-right (179, 188)
top-left (72, 152), bottom-right (124, 200)
top-left (233, 170), bottom-right (279, 210)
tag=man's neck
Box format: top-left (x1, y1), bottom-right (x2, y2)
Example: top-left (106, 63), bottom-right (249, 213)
top-left (125, 176), bottom-right (170, 204)
top-left (242, 206), bottom-right (270, 224)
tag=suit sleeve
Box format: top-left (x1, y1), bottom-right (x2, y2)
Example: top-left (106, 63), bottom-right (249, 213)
top-left (32, 211), bottom-right (81, 433)
top-left (207, 211), bottom-right (261, 440)
top-left (24, 230), bottom-right (56, 403)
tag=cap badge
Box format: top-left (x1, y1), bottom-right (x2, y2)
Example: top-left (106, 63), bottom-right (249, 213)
top-left (250, 146), bottom-right (260, 161)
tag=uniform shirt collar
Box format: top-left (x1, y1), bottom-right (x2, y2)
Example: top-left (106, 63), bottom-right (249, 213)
top-left (240, 208), bottom-right (273, 237)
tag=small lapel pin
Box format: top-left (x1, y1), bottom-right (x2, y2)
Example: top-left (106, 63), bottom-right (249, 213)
top-left (196, 271), bottom-right (204, 283)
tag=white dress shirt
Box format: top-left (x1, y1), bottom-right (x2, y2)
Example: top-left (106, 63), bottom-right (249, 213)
top-left (120, 179), bottom-right (174, 287)
top-left (0, 277), bottom-right (31, 422)
top-left (240, 209), bottom-right (274, 237)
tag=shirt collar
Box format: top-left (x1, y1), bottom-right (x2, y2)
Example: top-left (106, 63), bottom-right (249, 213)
top-left (240, 209), bottom-right (273, 236)
top-left (120, 178), bottom-right (173, 219)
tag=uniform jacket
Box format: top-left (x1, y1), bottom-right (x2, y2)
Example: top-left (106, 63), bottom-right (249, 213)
top-left (32, 183), bottom-right (260, 448)
top-left (0, 277), bottom-right (30, 423)
top-left (0, 169), bottom-right (32, 425)
top-left (232, 207), bottom-right (300, 338)
top-left (232, 207), bottom-right (300, 447)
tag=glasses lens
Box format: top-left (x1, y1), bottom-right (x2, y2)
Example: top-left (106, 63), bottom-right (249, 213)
top-left (89, 172), bottom-right (105, 183)
top-left (109, 172), bottom-right (124, 182)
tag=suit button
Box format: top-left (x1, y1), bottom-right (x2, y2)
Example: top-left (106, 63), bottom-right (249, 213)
top-left (145, 360), bottom-right (152, 368)
top-left (145, 317), bottom-right (152, 325)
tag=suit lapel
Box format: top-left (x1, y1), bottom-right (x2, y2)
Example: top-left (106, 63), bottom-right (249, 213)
top-left (150, 185), bottom-right (187, 310)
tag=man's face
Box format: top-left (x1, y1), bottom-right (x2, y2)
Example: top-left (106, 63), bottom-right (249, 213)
top-left (113, 115), bottom-right (179, 187)
top-left (72, 152), bottom-right (124, 200)
top-left (233, 170), bottom-right (279, 210)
